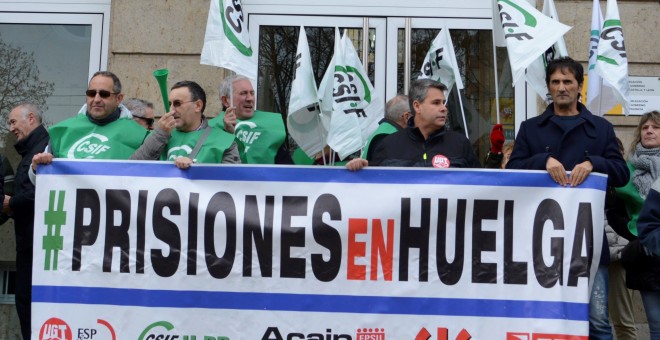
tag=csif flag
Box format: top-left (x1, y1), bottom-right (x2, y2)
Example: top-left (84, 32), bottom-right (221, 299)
top-left (287, 26), bottom-right (326, 158)
top-left (587, 0), bottom-right (617, 116)
top-left (524, 0), bottom-right (569, 102)
top-left (593, 0), bottom-right (629, 115)
top-left (418, 24), bottom-right (464, 92)
top-left (495, 0), bottom-right (571, 85)
top-left (319, 30), bottom-right (383, 160)
top-left (200, 0), bottom-right (258, 80)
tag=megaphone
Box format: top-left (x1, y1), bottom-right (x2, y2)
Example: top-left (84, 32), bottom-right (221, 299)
top-left (153, 68), bottom-right (170, 112)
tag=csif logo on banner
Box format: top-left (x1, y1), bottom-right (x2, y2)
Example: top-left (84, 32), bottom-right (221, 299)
top-left (139, 320), bottom-right (229, 340)
top-left (497, 0), bottom-right (537, 41)
top-left (333, 65), bottom-right (372, 118)
top-left (220, 0), bottom-right (253, 57)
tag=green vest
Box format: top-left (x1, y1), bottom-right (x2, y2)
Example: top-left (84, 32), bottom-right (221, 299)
top-left (361, 121), bottom-right (398, 159)
top-left (210, 110), bottom-right (286, 164)
top-left (615, 162), bottom-right (645, 236)
top-left (164, 128), bottom-right (235, 164)
top-left (49, 115), bottom-right (147, 159)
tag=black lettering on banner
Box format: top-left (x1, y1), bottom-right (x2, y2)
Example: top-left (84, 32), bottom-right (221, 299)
top-left (187, 193), bottom-right (200, 275)
top-left (72, 189), bottom-right (101, 271)
top-left (281, 196), bottom-right (308, 279)
top-left (399, 198), bottom-right (430, 282)
top-left (311, 194), bottom-right (342, 282)
top-left (152, 189), bottom-right (182, 277)
top-left (243, 195), bottom-right (274, 277)
top-left (103, 190), bottom-right (131, 273)
top-left (204, 192), bottom-right (237, 279)
top-left (136, 190), bottom-right (148, 274)
top-left (504, 200), bottom-right (527, 284)
top-left (533, 199), bottom-right (564, 288)
top-left (568, 203), bottom-right (593, 287)
top-left (436, 199), bottom-right (466, 285)
top-left (472, 200), bottom-right (498, 284)
top-left (225, 0), bottom-right (243, 33)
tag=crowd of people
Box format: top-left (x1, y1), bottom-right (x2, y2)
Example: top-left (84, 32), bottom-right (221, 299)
top-left (1, 56), bottom-right (659, 339)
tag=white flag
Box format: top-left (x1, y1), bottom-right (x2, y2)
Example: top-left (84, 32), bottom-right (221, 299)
top-left (524, 0), bottom-right (569, 102)
top-left (287, 26), bottom-right (326, 158)
top-left (323, 32), bottom-right (383, 160)
top-left (418, 25), bottom-right (464, 92)
top-left (200, 0), bottom-right (258, 80)
top-left (495, 0), bottom-right (571, 85)
top-left (318, 27), bottom-right (342, 133)
top-left (593, 0), bottom-right (629, 115)
top-left (587, 0), bottom-right (618, 116)
top-left (492, 0), bottom-right (507, 47)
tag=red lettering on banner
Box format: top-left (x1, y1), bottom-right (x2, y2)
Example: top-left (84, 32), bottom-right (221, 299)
top-left (348, 218), bottom-right (395, 281)
top-left (370, 219), bottom-right (394, 281)
top-left (348, 218), bottom-right (368, 280)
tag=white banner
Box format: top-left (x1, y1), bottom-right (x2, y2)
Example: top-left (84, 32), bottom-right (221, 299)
top-left (32, 160), bottom-right (603, 339)
top-left (200, 0), bottom-right (258, 80)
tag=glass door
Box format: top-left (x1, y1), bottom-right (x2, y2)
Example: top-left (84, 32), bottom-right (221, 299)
top-left (386, 17), bottom-right (522, 161)
top-left (250, 15), bottom-right (386, 116)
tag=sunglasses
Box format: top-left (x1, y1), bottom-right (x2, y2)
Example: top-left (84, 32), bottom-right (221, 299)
top-left (168, 100), bottom-right (196, 108)
top-left (86, 89), bottom-right (119, 98)
top-left (134, 116), bottom-right (155, 128)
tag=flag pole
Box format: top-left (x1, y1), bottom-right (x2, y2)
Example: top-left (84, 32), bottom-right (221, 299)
top-left (492, 3), bottom-right (502, 125)
top-left (457, 90), bottom-right (469, 139)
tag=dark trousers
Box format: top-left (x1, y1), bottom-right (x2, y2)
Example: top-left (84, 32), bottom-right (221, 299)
top-left (15, 252), bottom-right (32, 340)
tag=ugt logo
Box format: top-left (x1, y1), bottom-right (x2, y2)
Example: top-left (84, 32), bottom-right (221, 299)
top-left (220, 0), bottom-right (253, 56)
top-left (333, 65), bottom-right (372, 118)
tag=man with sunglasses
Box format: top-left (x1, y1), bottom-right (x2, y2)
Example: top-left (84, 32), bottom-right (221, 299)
top-left (130, 80), bottom-right (240, 168)
top-left (124, 97), bottom-right (155, 130)
top-left (212, 74), bottom-right (292, 164)
top-left (31, 71), bottom-right (148, 177)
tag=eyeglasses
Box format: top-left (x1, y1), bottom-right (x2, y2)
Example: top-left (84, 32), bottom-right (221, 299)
top-left (168, 100), bottom-right (196, 108)
top-left (85, 89), bottom-right (119, 98)
top-left (134, 116), bottom-right (154, 128)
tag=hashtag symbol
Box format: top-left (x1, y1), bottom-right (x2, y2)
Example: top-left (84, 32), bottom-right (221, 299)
top-left (43, 190), bottom-right (67, 271)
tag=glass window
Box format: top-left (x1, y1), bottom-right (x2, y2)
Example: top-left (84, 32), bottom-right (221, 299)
top-left (257, 26), bottom-right (375, 115)
top-left (0, 23), bottom-right (92, 127)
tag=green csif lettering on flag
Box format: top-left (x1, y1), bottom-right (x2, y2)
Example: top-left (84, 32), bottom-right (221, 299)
top-left (43, 190), bottom-right (66, 271)
top-left (220, 0), bottom-right (253, 57)
top-left (499, 0), bottom-right (538, 28)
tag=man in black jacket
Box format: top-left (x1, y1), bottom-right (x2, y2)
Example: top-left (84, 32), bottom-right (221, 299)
top-left (346, 79), bottom-right (480, 170)
top-left (4, 102), bottom-right (50, 340)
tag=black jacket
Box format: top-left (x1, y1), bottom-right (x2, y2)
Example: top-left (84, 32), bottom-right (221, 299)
top-left (11, 125), bottom-right (49, 254)
top-left (371, 126), bottom-right (481, 168)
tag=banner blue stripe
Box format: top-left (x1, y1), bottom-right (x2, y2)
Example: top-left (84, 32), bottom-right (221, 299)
top-left (32, 285), bottom-right (587, 321)
top-left (38, 160), bottom-right (608, 190)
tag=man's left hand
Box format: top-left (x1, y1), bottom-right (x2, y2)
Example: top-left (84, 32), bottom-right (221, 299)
top-left (174, 157), bottom-right (193, 169)
top-left (569, 160), bottom-right (593, 187)
top-left (3, 195), bottom-right (12, 215)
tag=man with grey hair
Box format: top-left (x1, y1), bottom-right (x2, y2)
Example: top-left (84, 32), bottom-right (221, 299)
top-left (5, 102), bottom-right (49, 340)
top-left (362, 94), bottom-right (411, 161)
top-left (347, 79), bottom-right (480, 170)
top-left (209, 74), bottom-right (291, 164)
top-left (124, 97), bottom-right (155, 130)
